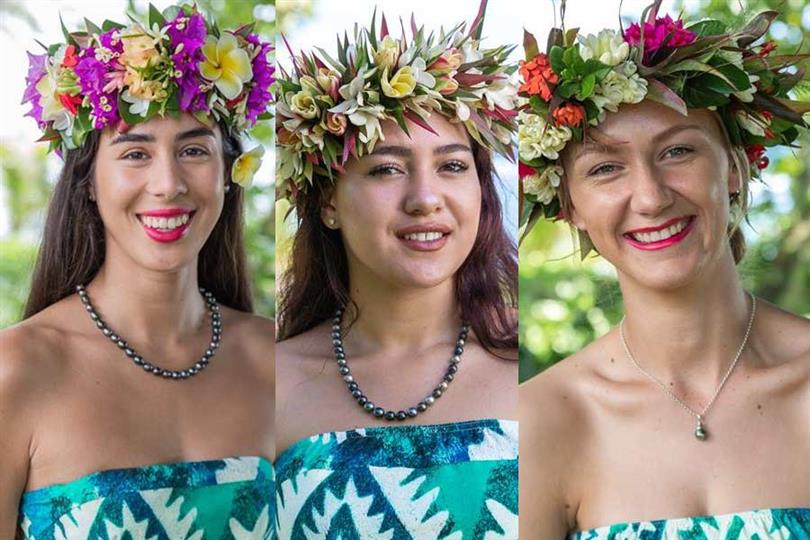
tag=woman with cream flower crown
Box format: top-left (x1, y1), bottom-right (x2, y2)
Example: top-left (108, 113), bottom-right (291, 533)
top-left (519, 0), bottom-right (810, 538)
top-left (274, 1), bottom-right (519, 538)
top-left (0, 4), bottom-right (275, 538)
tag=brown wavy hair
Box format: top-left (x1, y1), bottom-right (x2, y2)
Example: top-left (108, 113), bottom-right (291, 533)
top-left (278, 140), bottom-right (518, 353)
top-left (23, 121), bottom-right (253, 318)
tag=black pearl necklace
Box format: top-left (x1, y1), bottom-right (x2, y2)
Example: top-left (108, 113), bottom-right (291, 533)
top-left (76, 284), bottom-right (221, 380)
top-left (332, 308), bottom-right (469, 421)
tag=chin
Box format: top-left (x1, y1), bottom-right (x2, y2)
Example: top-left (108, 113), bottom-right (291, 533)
top-left (387, 263), bottom-right (458, 289)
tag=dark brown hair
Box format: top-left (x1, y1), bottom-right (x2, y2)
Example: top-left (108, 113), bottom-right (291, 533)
top-left (278, 140), bottom-right (518, 353)
top-left (23, 120), bottom-right (253, 318)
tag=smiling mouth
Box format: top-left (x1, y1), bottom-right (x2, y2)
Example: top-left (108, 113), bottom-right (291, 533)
top-left (625, 216), bottom-right (693, 243)
top-left (401, 231), bottom-right (447, 242)
top-left (138, 212), bottom-right (194, 232)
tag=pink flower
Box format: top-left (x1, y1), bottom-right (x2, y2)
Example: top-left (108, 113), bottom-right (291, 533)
top-left (624, 15), bottom-right (696, 65)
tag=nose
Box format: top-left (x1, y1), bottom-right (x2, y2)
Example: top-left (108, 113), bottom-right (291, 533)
top-left (403, 166), bottom-right (443, 216)
top-left (145, 152), bottom-right (188, 199)
top-left (629, 162), bottom-right (674, 216)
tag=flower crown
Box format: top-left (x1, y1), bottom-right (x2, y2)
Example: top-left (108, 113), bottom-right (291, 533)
top-left (275, 1), bottom-right (519, 202)
top-left (518, 0), bottom-right (810, 242)
top-left (22, 3), bottom-right (274, 186)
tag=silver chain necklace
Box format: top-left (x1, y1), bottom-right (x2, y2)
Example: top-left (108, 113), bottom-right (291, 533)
top-left (619, 292), bottom-right (756, 441)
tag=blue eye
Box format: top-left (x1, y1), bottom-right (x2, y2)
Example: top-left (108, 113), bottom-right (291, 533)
top-left (588, 163), bottom-right (620, 177)
top-left (664, 146), bottom-right (694, 159)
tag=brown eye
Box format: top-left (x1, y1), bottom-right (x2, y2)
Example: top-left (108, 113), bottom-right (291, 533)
top-left (181, 147), bottom-right (210, 158)
top-left (441, 160), bottom-right (469, 173)
top-left (122, 150), bottom-right (148, 161)
top-left (369, 163), bottom-right (404, 177)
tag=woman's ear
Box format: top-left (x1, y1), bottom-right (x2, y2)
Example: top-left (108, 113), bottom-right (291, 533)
top-left (727, 151), bottom-right (742, 195)
top-left (321, 191), bottom-right (339, 229)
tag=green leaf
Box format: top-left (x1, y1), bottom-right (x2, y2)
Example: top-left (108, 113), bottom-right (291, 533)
top-left (681, 84), bottom-right (729, 108)
top-left (117, 94), bottom-right (145, 125)
top-left (549, 46), bottom-right (565, 74)
top-left (578, 73), bottom-right (596, 99)
top-left (564, 28), bottom-right (579, 48)
top-left (59, 14), bottom-right (77, 46)
top-left (84, 18), bottom-right (102, 35)
top-left (101, 19), bottom-right (126, 32)
top-left (736, 11), bottom-right (778, 48)
top-left (557, 80), bottom-right (578, 99)
top-left (161, 5), bottom-right (182, 22)
top-left (686, 19), bottom-right (726, 37)
top-left (529, 95), bottom-right (549, 115)
top-left (583, 99), bottom-right (600, 121)
top-left (148, 3), bottom-right (166, 29)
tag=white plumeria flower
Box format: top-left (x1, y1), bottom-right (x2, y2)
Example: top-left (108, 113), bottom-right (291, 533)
top-left (121, 89), bottom-right (150, 117)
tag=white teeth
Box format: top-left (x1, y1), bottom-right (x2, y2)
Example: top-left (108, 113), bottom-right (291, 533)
top-left (630, 218), bottom-right (689, 244)
top-left (404, 231), bottom-right (444, 242)
top-left (140, 213), bottom-right (192, 231)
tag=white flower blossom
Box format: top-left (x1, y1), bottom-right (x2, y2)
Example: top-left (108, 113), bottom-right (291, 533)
top-left (523, 165), bottom-right (563, 205)
top-left (519, 111), bottom-right (572, 161)
top-left (578, 29), bottom-right (629, 66)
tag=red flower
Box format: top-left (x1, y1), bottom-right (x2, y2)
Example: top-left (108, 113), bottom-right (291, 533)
top-left (745, 144), bottom-right (769, 170)
top-left (552, 103), bottom-right (585, 127)
top-left (58, 93), bottom-right (82, 115)
top-left (519, 161), bottom-right (537, 178)
top-left (519, 53), bottom-right (559, 102)
top-left (61, 44), bottom-right (78, 68)
top-left (759, 41), bottom-right (777, 57)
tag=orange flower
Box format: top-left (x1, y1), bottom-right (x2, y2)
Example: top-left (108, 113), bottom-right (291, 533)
top-left (552, 103), bottom-right (585, 127)
top-left (58, 93), bottom-right (82, 115)
top-left (519, 53), bottom-right (559, 102)
top-left (61, 45), bottom-right (78, 68)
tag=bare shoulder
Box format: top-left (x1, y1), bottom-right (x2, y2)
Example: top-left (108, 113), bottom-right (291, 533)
top-left (756, 299), bottom-right (810, 364)
top-left (0, 297), bottom-right (80, 393)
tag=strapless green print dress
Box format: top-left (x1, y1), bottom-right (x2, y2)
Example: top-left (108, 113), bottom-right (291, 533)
top-left (18, 456), bottom-right (275, 539)
top-left (274, 418), bottom-right (518, 539)
top-left (568, 507), bottom-right (810, 539)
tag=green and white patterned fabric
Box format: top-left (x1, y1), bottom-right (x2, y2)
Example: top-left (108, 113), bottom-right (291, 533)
top-left (568, 507), bottom-right (810, 539)
top-left (274, 418), bottom-right (518, 539)
top-left (18, 456), bottom-right (275, 539)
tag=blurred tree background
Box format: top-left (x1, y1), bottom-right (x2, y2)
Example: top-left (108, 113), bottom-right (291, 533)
top-left (520, 0), bottom-right (810, 382)
top-left (0, 0), bottom-right (276, 326)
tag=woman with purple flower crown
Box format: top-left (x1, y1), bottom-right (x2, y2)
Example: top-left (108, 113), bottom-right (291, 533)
top-left (519, 0), bottom-right (810, 538)
top-left (0, 4), bottom-right (275, 538)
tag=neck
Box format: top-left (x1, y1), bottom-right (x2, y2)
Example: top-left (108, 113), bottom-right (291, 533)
top-left (86, 254), bottom-right (206, 345)
top-left (344, 275), bottom-right (461, 354)
top-left (618, 252), bottom-right (753, 383)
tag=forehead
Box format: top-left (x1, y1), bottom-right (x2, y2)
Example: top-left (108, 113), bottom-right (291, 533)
top-left (378, 114), bottom-right (470, 149)
top-left (100, 113), bottom-right (222, 143)
top-left (594, 100), bottom-right (723, 142)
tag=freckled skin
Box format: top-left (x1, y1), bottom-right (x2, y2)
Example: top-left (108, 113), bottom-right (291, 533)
top-left (520, 101), bottom-right (810, 538)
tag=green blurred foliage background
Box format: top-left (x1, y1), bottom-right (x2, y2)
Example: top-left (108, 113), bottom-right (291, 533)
top-left (520, 0), bottom-right (810, 382)
top-left (0, 0), bottom-right (276, 326)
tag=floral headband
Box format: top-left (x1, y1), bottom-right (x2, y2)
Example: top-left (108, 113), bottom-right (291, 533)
top-left (275, 0), bottom-right (519, 202)
top-left (22, 3), bottom-right (274, 186)
top-left (518, 0), bottom-right (810, 243)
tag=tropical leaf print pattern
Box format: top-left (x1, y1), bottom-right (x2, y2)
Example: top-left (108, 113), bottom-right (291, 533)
top-left (568, 507), bottom-right (810, 540)
top-left (274, 419), bottom-right (519, 540)
top-left (19, 457), bottom-right (275, 540)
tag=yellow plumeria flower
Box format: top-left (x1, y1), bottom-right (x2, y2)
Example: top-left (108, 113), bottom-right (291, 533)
top-left (231, 145), bottom-right (265, 187)
top-left (200, 33), bottom-right (253, 100)
top-left (381, 66), bottom-right (417, 99)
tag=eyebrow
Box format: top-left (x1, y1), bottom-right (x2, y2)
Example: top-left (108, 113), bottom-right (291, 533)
top-left (371, 143), bottom-right (472, 157)
top-left (573, 124), bottom-right (705, 161)
top-left (110, 127), bottom-right (216, 145)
